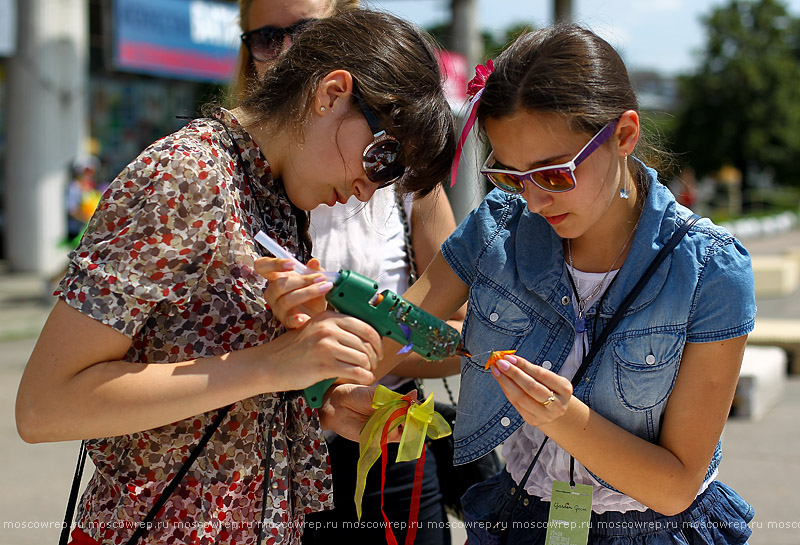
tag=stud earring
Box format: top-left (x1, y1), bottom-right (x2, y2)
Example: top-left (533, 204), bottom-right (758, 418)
top-left (619, 155), bottom-right (630, 200)
top-left (320, 106), bottom-right (326, 112)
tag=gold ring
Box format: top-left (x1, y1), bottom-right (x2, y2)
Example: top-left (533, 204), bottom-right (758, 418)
top-left (541, 391), bottom-right (556, 407)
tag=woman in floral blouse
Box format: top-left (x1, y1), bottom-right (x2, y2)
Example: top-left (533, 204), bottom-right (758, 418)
top-left (15, 10), bottom-right (454, 545)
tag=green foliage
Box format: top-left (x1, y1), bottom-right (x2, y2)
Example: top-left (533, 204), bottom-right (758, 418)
top-left (484, 23), bottom-right (534, 59)
top-left (672, 0), bottom-right (800, 188)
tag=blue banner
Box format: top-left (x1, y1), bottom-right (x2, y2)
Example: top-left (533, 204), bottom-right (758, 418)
top-left (114, 0), bottom-right (239, 82)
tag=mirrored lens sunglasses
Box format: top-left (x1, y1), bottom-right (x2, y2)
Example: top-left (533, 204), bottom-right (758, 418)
top-left (351, 85), bottom-right (405, 188)
top-left (480, 119), bottom-right (619, 194)
top-left (240, 19), bottom-right (315, 62)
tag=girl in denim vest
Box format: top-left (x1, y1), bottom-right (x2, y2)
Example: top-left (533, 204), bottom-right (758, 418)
top-left (261, 23), bottom-right (756, 545)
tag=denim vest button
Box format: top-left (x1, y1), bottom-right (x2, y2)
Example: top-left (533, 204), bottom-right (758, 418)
top-left (500, 416), bottom-right (511, 427)
top-left (645, 354), bottom-right (656, 365)
top-left (542, 360), bottom-right (552, 370)
top-left (489, 312), bottom-right (499, 322)
top-left (561, 296), bottom-right (570, 306)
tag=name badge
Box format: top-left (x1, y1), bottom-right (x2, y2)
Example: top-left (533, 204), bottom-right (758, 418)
top-left (544, 480), bottom-right (592, 545)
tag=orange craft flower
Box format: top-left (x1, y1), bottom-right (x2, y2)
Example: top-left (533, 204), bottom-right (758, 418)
top-left (484, 350), bottom-right (517, 370)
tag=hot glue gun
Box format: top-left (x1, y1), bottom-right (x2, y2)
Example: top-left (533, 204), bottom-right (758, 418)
top-left (255, 231), bottom-right (471, 408)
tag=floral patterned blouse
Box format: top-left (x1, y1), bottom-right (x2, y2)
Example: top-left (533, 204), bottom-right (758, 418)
top-left (56, 108), bottom-right (333, 545)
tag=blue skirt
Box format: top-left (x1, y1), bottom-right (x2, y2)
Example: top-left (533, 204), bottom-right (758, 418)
top-left (462, 470), bottom-right (753, 545)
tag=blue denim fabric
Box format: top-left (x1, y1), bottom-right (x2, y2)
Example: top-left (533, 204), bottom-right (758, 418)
top-left (461, 470), bottom-right (754, 545)
top-left (441, 166), bottom-right (756, 492)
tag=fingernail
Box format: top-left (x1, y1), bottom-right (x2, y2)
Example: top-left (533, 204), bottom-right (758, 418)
top-left (312, 275), bottom-right (326, 283)
top-left (496, 359), bottom-right (511, 371)
top-left (318, 281), bottom-right (333, 293)
top-left (281, 260), bottom-right (294, 270)
top-left (504, 355), bottom-right (518, 365)
top-left (491, 366), bottom-right (501, 378)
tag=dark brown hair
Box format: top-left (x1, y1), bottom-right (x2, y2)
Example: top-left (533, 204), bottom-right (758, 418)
top-left (478, 24), bottom-right (664, 191)
top-left (240, 9), bottom-right (456, 199)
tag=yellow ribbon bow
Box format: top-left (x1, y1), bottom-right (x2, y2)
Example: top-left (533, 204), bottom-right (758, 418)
top-left (354, 385), bottom-right (452, 520)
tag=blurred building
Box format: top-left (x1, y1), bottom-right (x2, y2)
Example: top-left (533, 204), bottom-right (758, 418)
top-left (2, 0), bottom-right (238, 274)
top-left (629, 70), bottom-right (678, 113)
top-left (1, 0), bottom-right (489, 274)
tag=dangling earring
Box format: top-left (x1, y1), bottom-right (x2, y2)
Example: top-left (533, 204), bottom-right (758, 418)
top-left (619, 155), bottom-right (630, 199)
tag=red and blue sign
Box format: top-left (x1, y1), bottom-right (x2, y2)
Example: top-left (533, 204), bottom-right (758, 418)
top-left (114, 0), bottom-right (239, 83)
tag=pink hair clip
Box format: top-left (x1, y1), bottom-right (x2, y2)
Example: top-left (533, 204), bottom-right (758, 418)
top-left (450, 60), bottom-right (495, 187)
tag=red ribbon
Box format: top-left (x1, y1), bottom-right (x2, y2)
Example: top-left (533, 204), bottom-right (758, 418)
top-left (450, 60), bottom-right (495, 188)
top-left (467, 59), bottom-right (494, 99)
top-left (378, 406), bottom-right (426, 545)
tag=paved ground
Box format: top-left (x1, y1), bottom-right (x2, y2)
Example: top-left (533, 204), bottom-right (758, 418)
top-left (1, 226), bottom-right (799, 545)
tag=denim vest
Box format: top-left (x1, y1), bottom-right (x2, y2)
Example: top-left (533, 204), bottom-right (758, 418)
top-left (441, 167), bottom-right (755, 491)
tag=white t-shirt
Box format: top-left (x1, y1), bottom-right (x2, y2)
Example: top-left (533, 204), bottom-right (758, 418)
top-left (310, 187), bottom-right (414, 391)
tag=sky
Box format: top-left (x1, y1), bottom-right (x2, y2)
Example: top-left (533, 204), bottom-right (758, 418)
top-left (367, 0), bottom-right (800, 75)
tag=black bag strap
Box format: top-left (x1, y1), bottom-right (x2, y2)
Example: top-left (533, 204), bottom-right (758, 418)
top-left (124, 405), bottom-right (232, 545)
top-left (59, 405), bottom-right (232, 545)
top-left (395, 190), bottom-right (464, 406)
top-left (488, 213), bottom-right (700, 535)
top-left (572, 213), bottom-right (700, 392)
top-left (59, 440), bottom-right (88, 545)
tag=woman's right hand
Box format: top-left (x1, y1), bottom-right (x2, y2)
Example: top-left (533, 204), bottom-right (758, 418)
top-left (255, 256), bottom-right (333, 328)
top-left (263, 309), bottom-right (382, 389)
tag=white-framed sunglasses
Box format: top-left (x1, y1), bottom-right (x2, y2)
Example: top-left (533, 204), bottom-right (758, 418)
top-left (480, 119), bottom-right (619, 194)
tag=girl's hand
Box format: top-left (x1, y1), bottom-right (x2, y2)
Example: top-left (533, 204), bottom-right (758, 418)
top-left (319, 384), bottom-right (413, 442)
top-left (490, 354), bottom-right (573, 427)
top-left (265, 310), bottom-right (383, 389)
top-left (255, 256), bottom-right (332, 328)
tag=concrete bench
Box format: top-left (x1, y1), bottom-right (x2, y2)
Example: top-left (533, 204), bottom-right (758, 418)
top-left (751, 256), bottom-right (799, 297)
top-left (731, 345), bottom-right (787, 420)
top-left (786, 246), bottom-right (800, 271)
top-left (747, 318), bottom-right (800, 374)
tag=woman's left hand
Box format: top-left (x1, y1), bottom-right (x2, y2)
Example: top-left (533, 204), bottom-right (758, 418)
top-left (318, 383), bottom-right (412, 442)
top-left (255, 256), bottom-right (331, 328)
top-left (490, 354), bottom-right (574, 427)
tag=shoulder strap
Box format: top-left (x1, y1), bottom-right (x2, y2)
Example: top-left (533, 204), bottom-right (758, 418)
top-left (59, 405), bottom-right (232, 545)
top-left (124, 405), bottom-right (232, 545)
top-left (395, 189), bottom-right (417, 286)
top-left (59, 441), bottom-right (88, 545)
top-left (570, 213), bottom-right (700, 389)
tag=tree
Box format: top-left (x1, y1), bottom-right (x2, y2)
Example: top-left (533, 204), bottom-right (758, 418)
top-left (672, 0), bottom-right (800, 194)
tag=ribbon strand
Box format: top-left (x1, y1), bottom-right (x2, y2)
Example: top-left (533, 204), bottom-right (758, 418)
top-left (355, 385), bottom-right (452, 540)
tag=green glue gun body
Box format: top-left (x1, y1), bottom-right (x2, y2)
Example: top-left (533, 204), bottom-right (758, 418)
top-left (252, 231), bottom-right (466, 409)
top-left (304, 269), bottom-right (465, 408)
